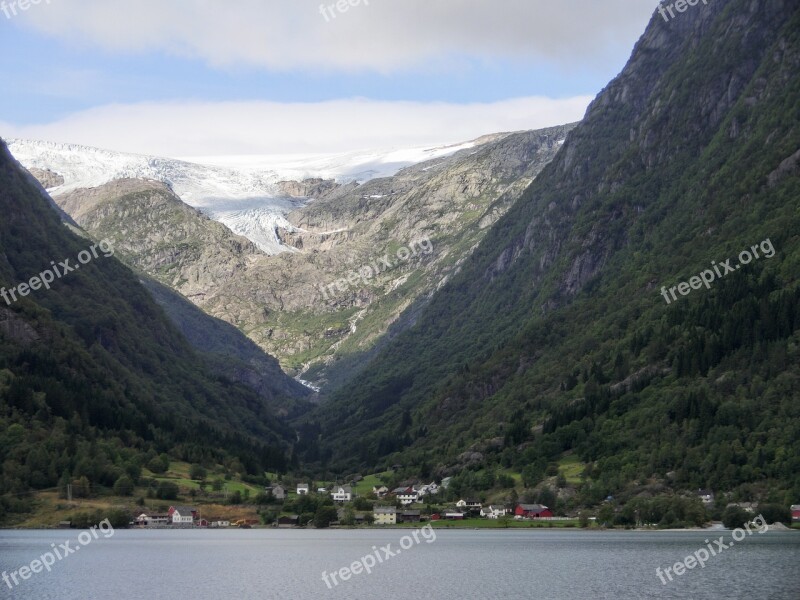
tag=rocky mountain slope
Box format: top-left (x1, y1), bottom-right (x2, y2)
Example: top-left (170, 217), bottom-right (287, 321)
top-left (302, 0), bottom-right (800, 506)
top-left (18, 126), bottom-right (575, 391)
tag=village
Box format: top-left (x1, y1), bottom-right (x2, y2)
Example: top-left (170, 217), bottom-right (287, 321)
top-left (129, 476), bottom-right (800, 530)
top-left (129, 477), bottom-right (565, 529)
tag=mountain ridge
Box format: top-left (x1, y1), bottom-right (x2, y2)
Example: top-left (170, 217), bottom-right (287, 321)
top-left (301, 0), bottom-right (800, 508)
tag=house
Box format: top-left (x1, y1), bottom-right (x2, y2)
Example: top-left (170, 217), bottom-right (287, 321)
top-left (791, 505), bottom-right (800, 522)
top-left (374, 507), bottom-right (397, 525)
top-left (196, 519), bottom-right (209, 528)
top-left (169, 506), bottom-right (197, 525)
top-left (443, 511), bottom-right (465, 520)
top-left (696, 489), bottom-right (715, 506)
top-left (277, 515), bottom-right (300, 528)
top-left (297, 483), bottom-right (309, 495)
top-left (146, 513), bottom-right (170, 526)
top-left (456, 499), bottom-right (482, 510)
top-left (266, 484), bottom-right (287, 500)
top-left (515, 504), bottom-right (553, 519)
top-left (373, 486), bottom-right (389, 498)
top-left (209, 519), bottom-right (230, 528)
top-left (480, 506), bottom-right (508, 519)
top-left (393, 487), bottom-right (419, 505)
top-left (331, 485), bottom-right (353, 503)
top-left (399, 510), bottom-right (421, 523)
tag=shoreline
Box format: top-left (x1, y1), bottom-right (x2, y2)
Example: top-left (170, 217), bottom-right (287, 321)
top-left (2, 524), bottom-right (796, 532)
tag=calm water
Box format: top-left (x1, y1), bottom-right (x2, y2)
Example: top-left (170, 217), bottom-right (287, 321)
top-left (0, 528), bottom-right (797, 599)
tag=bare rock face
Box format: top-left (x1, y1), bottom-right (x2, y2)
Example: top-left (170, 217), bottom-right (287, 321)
top-left (46, 125), bottom-right (576, 392)
top-left (27, 167), bottom-right (64, 189)
top-left (0, 307), bottom-right (40, 346)
top-left (276, 178), bottom-right (345, 200)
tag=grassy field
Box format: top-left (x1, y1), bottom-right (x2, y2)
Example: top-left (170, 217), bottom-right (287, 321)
top-left (557, 455), bottom-right (585, 485)
top-left (352, 473), bottom-right (390, 496)
top-left (143, 461), bottom-right (263, 496)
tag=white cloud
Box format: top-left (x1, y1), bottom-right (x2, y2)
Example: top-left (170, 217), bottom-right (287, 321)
top-left (16, 0), bottom-right (655, 72)
top-left (0, 96), bottom-right (593, 156)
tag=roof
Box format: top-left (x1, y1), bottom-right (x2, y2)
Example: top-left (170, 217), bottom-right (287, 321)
top-left (375, 507), bottom-right (397, 514)
top-left (401, 510), bottom-right (421, 516)
top-left (518, 504), bottom-right (549, 511)
top-left (334, 485), bottom-right (352, 493)
top-left (172, 506), bottom-right (197, 514)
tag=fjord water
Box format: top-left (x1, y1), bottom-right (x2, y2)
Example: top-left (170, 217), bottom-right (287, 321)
top-left (1, 529), bottom-right (798, 599)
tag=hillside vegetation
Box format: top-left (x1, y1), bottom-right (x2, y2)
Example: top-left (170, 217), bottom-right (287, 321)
top-left (302, 0), bottom-right (800, 509)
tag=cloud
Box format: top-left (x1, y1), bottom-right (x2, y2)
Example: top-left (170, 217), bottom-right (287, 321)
top-left (0, 96), bottom-right (593, 156)
top-left (16, 0), bottom-right (655, 72)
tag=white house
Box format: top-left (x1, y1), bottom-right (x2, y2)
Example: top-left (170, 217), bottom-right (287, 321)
top-left (170, 507), bottom-right (195, 525)
top-left (397, 488), bottom-right (419, 506)
top-left (297, 483), bottom-right (309, 495)
top-left (373, 486), bottom-right (389, 498)
top-left (331, 485), bottom-right (353, 503)
top-left (480, 505), bottom-right (508, 519)
top-left (456, 499), bottom-right (481, 510)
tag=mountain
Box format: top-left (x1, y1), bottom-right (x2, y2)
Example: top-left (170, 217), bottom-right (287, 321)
top-left (14, 126), bottom-right (576, 390)
top-left (30, 176), bottom-right (312, 412)
top-left (303, 0), bottom-right (800, 507)
top-left (8, 138), bottom-right (488, 255)
top-left (0, 140), bottom-right (296, 521)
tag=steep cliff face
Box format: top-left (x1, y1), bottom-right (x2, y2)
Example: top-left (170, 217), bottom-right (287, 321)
top-left (305, 0), bottom-right (800, 500)
top-left (30, 125), bottom-right (575, 390)
top-left (54, 179), bottom-right (261, 304)
top-left (45, 178), bottom-right (311, 410)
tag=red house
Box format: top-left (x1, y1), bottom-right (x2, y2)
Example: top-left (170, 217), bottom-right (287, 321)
top-left (515, 504), bottom-right (553, 519)
top-left (791, 505), bottom-right (800, 522)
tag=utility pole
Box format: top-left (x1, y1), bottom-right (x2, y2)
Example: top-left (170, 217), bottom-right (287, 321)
top-left (67, 483), bottom-right (72, 502)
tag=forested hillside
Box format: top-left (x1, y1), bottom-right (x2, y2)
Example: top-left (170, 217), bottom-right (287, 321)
top-left (302, 0), bottom-right (800, 506)
top-left (0, 143), bottom-right (294, 522)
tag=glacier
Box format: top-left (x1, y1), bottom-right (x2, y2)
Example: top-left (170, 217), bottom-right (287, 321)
top-left (7, 138), bottom-right (476, 254)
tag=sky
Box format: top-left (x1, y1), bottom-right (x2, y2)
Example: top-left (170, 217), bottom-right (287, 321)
top-left (0, 0), bottom-right (657, 157)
